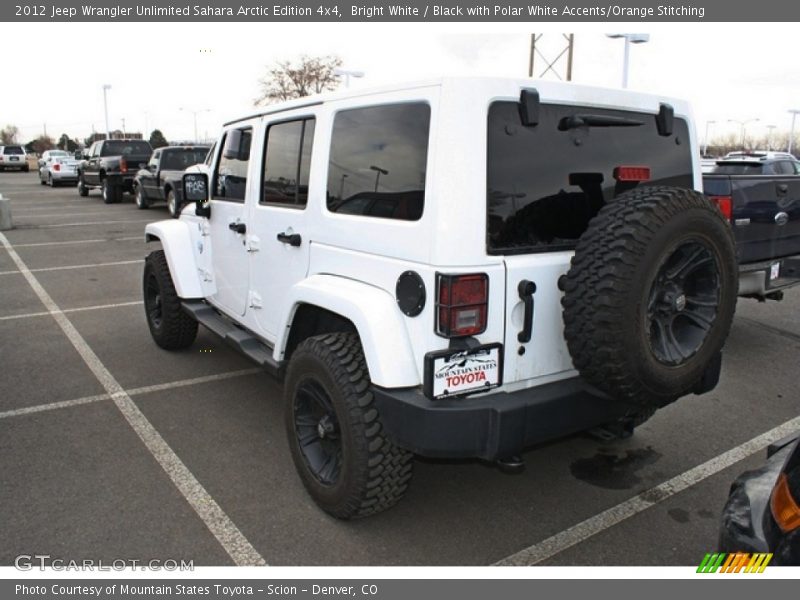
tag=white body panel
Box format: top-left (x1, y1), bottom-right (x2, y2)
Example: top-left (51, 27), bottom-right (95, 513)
top-left (147, 77), bottom-right (699, 392)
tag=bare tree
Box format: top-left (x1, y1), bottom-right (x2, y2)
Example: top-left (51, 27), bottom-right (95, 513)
top-left (255, 55), bottom-right (342, 106)
top-left (1, 125), bottom-right (20, 145)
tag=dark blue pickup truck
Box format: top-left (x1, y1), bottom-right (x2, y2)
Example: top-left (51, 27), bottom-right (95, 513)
top-left (704, 155), bottom-right (800, 300)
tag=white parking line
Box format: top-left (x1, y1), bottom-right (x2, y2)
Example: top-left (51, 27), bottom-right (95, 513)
top-left (0, 231), bottom-right (266, 567)
top-left (36, 219), bottom-right (153, 229)
top-left (12, 236), bottom-right (141, 248)
top-left (495, 414), bottom-right (800, 566)
top-left (0, 368), bottom-right (262, 420)
top-left (0, 259), bottom-right (140, 276)
top-left (0, 300), bottom-right (143, 322)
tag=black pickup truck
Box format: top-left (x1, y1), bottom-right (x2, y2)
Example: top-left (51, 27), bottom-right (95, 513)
top-left (133, 145), bottom-right (209, 217)
top-left (704, 156), bottom-right (800, 300)
top-left (77, 139), bottom-right (153, 204)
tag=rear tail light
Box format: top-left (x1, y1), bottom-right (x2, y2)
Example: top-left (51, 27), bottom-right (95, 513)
top-left (120, 158), bottom-right (128, 173)
top-left (53, 163), bottom-right (61, 172)
top-left (709, 195), bottom-right (733, 220)
top-left (436, 273), bottom-right (488, 337)
top-left (771, 472), bottom-right (800, 533)
top-left (613, 165), bottom-right (651, 182)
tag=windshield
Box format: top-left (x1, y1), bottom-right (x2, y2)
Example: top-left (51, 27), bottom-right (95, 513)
top-left (101, 141), bottom-right (152, 157)
top-left (711, 163), bottom-right (763, 175)
top-left (161, 149), bottom-right (210, 170)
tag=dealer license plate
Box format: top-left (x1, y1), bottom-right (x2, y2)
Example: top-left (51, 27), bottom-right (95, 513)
top-left (424, 344), bottom-right (502, 400)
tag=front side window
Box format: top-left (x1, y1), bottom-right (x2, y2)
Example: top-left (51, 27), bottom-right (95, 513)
top-left (213, 127), bottom-right (252, 202)
top-left (261, 118), bottom-right (315, 207)
top-left (327, 103), bottom-right (430, 221)
top-left (148, 150), bottom-right (161, 169)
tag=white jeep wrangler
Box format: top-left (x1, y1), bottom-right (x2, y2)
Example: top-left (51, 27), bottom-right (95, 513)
top-left (143, 77), bottom-right (737, 519)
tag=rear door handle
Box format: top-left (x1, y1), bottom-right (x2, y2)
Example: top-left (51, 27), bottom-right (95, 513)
top-left (517, 279), bottom-right (536, 343)
top-left (228, 222), bottom-right (246, 234)
top-left (777, 184), bottom-right (789, 195)
top-left (277, 232), bottom-right (302, 247)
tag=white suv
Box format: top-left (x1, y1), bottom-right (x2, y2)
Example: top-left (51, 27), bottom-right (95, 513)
top-left (142, 78), bottom-right (738, 518)
top-left (0, 145), bottom-right (29, 171)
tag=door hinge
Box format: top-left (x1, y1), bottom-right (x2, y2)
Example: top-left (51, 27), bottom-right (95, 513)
top-left (248, 291), bottom-right (263, 309)
top-left (246, 235), bottom-right (260, 253)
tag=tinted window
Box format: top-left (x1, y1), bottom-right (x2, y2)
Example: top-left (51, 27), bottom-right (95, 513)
top-left (711, 163), bottom-right (764, 175)
top-left (261, 118), bottom-right (315, 207)
top-left (161, 149), bottom-right (210, 170)
top-left (101, 140), bottom-right (152, 156)
top-left (327, 103), bottom-right (430, 221)
top-left (213, 128), bottom-right (252, 202)
top-left (773, 161), bottom-right (795, 175)
top-left (487, 102), bottom-right (693, 254)
top-left (3, 146), bottom-right (24, 155)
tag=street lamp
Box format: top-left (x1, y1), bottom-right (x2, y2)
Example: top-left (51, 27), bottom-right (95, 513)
top-left (728, 118), bottom-right (759, 151)
top-left (180, 108), bottom-right (211, 142)
top-left (334, 68), bottom-right (365, 89)
top-left (369, 165), bottom-right (388, 192)
top-left (702, 120), bottom-right (715, 157)
top-left (102, 84), bottom-right (112, 139)
top-left (788, 109), bottom-right (800, 155)
top-left (606, 33), bottom-right (650, 89)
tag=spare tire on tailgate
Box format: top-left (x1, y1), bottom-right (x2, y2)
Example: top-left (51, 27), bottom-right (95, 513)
top-left (561, 186), bottom-right (737, 409)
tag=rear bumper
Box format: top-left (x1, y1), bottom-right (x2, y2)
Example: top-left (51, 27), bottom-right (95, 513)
top-left (50, 171), bottom-right (78, 181)
top-left (372, 377), bottom-right (635, 460)
top-left (739, 254), bottom-right (800, 298)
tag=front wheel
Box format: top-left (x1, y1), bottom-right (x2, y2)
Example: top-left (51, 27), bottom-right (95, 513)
top-left (135, 186), bottom-right (150, 209)
top-left (77, 175), bottom-right (89, 196)
top-left (284, 333), bottom-right (413, 519)
top-left (143, 250), bottom-right (198, 350)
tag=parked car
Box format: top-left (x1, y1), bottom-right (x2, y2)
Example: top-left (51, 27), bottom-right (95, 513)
top-left (142, 78), bottom-right (737, 518)
top-left (0, 145), bottom-right (29, 171)
top-left (76, 139), bottom-right (153, 203)
top-left (724, 150), bottom-right (797, 161)
top-left (703, 161), bottom-right (800, 300)
top-left (720, 434), bottom-right (800, 565)
top-left (133, 145), bottom-right (210, 216)
top-left (39, 153), bottom-right (80, 187)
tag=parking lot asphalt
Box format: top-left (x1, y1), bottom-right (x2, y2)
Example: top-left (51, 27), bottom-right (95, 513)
top-left (0, 171), bottom-right (798, 567)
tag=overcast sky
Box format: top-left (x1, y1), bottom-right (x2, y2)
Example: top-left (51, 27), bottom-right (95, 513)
top-left (2, 22), bottom-right (798, 148)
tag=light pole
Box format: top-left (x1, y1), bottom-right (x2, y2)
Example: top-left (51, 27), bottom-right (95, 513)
top-left (606, 33), bottom-right (650, 88)
top-left (788, 109), bottom-right (800, 155)
top-left (728, 118), bottom-right (759, 151)
top-left (766, 125), bottom-right (776, 151)
top-left (370, 165), bottom-right (388, 192)
top-left (334, 68), bottom-right (365, 88)
top-left (180, 108), bottom-right (211, 142)
top-left (102, 84), bottom-right (112, 139)
top-left (702, 120), bottom-right (715, 157)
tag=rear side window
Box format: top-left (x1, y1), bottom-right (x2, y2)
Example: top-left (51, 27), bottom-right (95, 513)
top-left (161, 149), bottom-right (209, 170)
top-left (214, 127), bottom-right (252, 202)
top-left (261, 118), bottom-right (315, 208)
top-left (327, 103), bottom-right (430, 221)
top-left (3, 146), bottom-right (24, 155)
top-left (487, 102), bottom-right (693, 254)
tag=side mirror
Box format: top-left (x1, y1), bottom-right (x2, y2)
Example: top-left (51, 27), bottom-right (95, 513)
top-left (183, 172), bottom-right (210, 218)
top-left (222, 129), bottom-right (243, 160)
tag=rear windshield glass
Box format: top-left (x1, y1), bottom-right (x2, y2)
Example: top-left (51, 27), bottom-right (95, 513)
top-left (3, 146), bottom-right (24, 155)
top-left (161, 149), bottom-right (209, 170)
top-left (487, 102), bottom-right (693, 254)
top-left (711, 163), bottom-right (764, 175)
top-left (102, 141), bottom-right (152, 157)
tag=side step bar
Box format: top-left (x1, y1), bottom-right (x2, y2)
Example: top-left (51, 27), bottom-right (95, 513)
top-left (182, 300), bottom-right (283, 378)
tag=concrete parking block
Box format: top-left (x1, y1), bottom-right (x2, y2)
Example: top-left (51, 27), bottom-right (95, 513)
top-left (0, 400), bottom-right (233, 565)
top-left (0, 317), bottom-right (104, 411)
top-left (67, 303), bottom-right (255, 390)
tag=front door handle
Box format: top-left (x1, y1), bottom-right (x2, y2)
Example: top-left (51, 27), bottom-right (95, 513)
top-left (517, 279), bottom-right (536, 343)
top-left (777, 183), bottom-right (789, 195)
top-left (228, 222), bottom-right (246, 234)
top-left (277, 232), bottom-right (302, 247)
